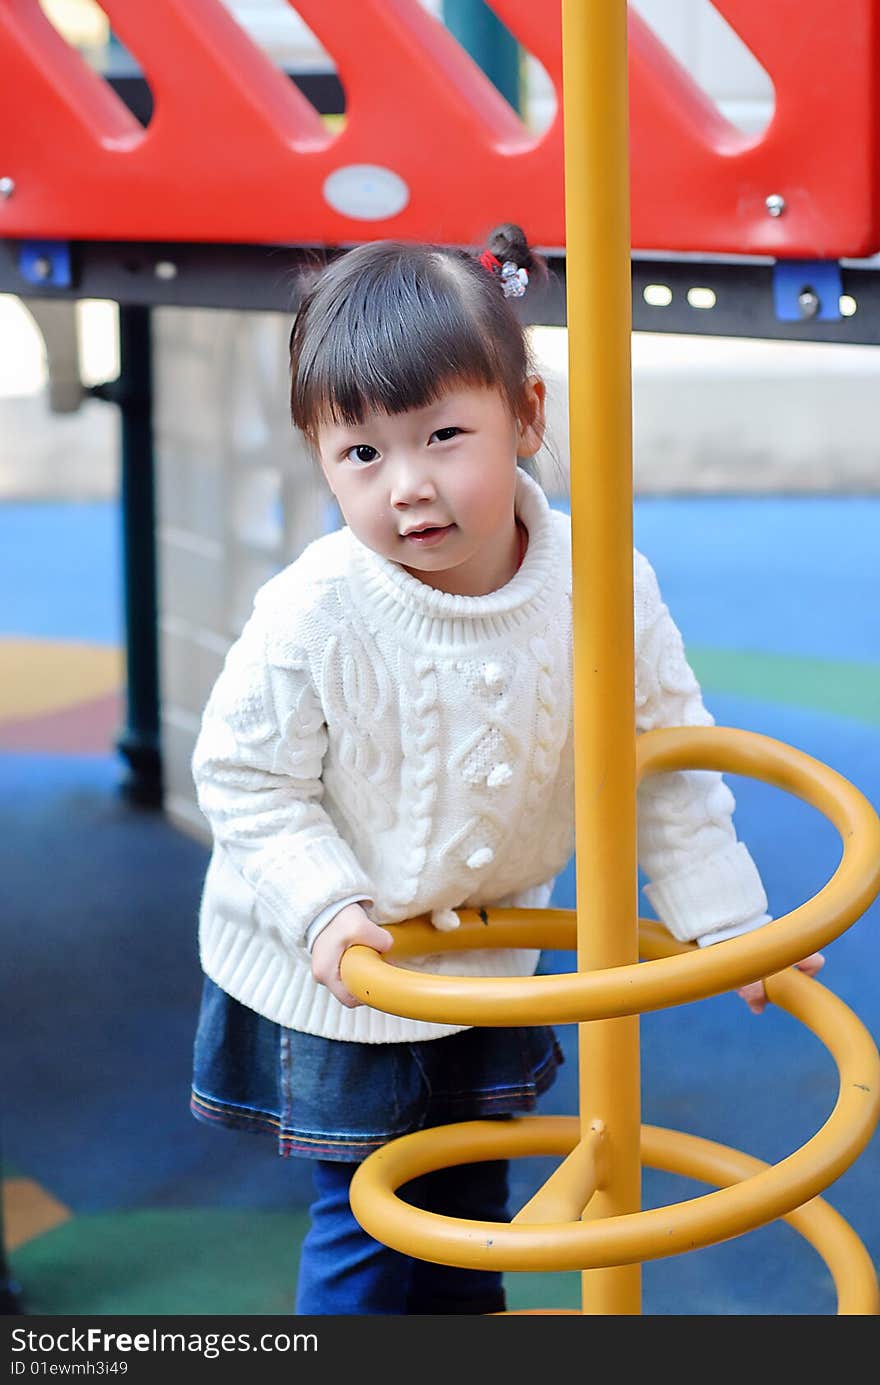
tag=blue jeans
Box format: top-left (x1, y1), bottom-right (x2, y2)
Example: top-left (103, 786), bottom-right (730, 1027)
top-left (295, 1156), bottom-right (509, 1315)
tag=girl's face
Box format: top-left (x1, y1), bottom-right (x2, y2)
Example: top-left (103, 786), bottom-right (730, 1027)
top-left (315, 380), bottom-right (545, 597)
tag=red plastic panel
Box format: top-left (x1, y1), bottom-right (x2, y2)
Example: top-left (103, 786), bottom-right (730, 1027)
top-left (0, 0), bottom-right (878, 257)
top-left (630, 1), bottom-right (880, 258)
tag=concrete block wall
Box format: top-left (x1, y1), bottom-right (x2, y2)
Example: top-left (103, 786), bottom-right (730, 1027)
top-left (153, 308), bottom-right (331, 838)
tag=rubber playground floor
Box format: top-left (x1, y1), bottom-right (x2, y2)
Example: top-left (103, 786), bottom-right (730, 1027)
top-left (1, 492), bottom-right (878, 1316)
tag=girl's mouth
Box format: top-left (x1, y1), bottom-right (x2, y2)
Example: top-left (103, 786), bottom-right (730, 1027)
top-left (404, 525), bottom-right (455, 547)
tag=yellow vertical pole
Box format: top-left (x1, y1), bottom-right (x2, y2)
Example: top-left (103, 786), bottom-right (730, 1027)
top-left (561, 0), bottom-right (641, 1314)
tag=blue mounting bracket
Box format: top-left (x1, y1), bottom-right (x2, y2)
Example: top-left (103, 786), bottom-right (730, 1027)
top-left (18, 240), bottom-right (72, 289)
top-left (772, 260), bottom-right (842, 322)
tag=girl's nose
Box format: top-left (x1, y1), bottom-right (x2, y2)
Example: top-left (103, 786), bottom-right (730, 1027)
top-left (390, 460), bottom-right (437, 508)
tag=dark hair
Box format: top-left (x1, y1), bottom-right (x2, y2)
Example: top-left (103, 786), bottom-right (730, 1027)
top-left (288, 224), bottom-right (542, 447)
top-left (482, 221), bottom-right (535, 271)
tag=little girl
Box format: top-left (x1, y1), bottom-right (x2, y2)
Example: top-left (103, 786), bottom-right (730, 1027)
top-left (190, 224), bottom-right (823, 1315)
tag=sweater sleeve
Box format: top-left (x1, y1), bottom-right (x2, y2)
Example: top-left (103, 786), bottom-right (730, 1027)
top-left (192, 601), bottom-right (375, 957)
top-left (634, 551), bottom-right (769, 945)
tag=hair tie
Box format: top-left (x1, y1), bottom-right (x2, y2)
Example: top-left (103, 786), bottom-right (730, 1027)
top-left (479, 248), bottom-right (529, 298)
top-left (500, 261), bottom-right (529, 298)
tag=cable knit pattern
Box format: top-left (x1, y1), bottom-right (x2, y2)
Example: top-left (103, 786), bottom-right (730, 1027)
top-left (389, 653), bottom-right (441, 910)
top-left (525, 632), bottom-right (565, 814)
top-left (319, 629), bottom-right (396, 838)
top-left (193, 471), bottom-right (769, 1043)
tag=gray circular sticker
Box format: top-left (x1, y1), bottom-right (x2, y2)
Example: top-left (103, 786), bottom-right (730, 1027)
top-left (323, 164), bottom-right (410, 221)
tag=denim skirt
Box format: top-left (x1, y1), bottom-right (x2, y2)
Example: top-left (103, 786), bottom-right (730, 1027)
top-left (190, 978), bottom-right (564, 1162)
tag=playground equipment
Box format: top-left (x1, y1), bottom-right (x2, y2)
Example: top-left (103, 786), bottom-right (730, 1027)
top-left (2, 0), bottom-right (879, 1313)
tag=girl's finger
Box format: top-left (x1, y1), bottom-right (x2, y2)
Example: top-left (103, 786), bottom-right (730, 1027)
top-left (795, 953), bottom-right (825, 978)
top-left (329, 976), bottom-right (360, 1008)
top-left (365, 926), bottom-right (395, 954)
top-left (737, 980), bottom-right (767, 1014)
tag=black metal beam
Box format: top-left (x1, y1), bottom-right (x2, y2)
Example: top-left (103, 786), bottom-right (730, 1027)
top-left (3, 240), bottom-right (880, 343)
top-left (629, 256), bottom-right (880, 346)
top-left (0, 238), bottom-right (318, 313)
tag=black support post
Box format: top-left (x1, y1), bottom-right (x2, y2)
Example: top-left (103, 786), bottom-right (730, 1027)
top-left (93, 305), bottom-right (162, 806)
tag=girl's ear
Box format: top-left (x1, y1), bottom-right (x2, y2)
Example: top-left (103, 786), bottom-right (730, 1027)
top-left (516, 375), bottom-right (547, 458)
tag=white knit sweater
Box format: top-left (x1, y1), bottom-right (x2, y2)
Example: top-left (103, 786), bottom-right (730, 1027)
top-left (192, 469), bottom-right (769, 1043)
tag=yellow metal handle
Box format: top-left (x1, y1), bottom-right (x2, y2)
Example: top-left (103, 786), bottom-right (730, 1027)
top-left (341, 725), bottom-right (880, 1025)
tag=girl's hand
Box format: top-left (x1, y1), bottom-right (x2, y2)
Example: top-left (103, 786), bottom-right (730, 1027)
top-left (310, 902), bottom-right (394, 1008)
top-left (737, 952), bottom-right (825, 1015)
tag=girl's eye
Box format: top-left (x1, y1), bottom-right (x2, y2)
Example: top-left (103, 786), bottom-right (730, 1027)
top-left (430, 427), bottom-right (461, 443)
top-left (345, 444), bottom-right (379, 464)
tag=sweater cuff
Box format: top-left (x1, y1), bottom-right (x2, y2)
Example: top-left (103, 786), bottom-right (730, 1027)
top-left (256, 836), bottom-right (375, 952)
top-left (696, 911), bottom-right (772, 947)
top-left (305, 895), bottom-right (374, 954)
top-left (643, 841), bottom-right (768, 944)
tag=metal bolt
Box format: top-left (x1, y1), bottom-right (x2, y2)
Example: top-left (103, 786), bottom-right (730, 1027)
top-left (0, 177), bottom-right (14, 199)
top-left (765, 193), bottom-right (786, 218)
top-left (797, 288), bottom-right (820, 319)
top-left (154, 260), bottom-right (178, 281)
top-left (32, 256), bottom-right (52, 281)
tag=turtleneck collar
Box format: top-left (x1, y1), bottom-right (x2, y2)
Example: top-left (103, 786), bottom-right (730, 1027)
top-left (344, 469), bottom-right (565, 647)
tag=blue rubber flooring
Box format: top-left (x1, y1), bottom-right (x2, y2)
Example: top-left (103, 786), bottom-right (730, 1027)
top-left (2, 495), bottom-right (878, 1315)
top-left (0, 502), bottom-right (121, 644)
